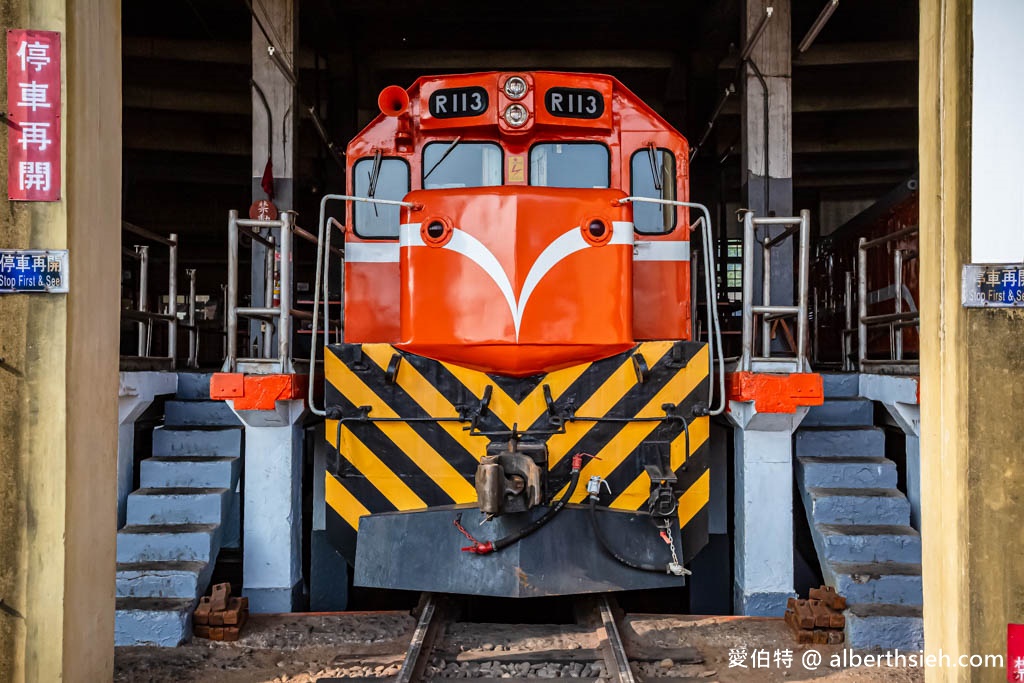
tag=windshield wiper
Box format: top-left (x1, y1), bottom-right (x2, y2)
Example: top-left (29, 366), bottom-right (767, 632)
top-left (423, 136), bottom-right (462, 182)
top-left (647, 142), bottom-right (663, 196)
top-left (367, 149), bottom-right (383, 216)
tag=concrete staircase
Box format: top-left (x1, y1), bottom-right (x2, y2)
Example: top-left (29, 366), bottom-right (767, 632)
top-left (115, 373), bottom-right (242, 647)
top-left (795, 373), bottom-right (924, 650)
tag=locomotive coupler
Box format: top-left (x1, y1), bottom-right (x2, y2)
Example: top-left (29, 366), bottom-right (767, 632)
top-left (475, 440), bottom-right (547, 515)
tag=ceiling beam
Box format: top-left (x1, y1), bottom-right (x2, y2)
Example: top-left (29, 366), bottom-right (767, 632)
top-left (722, 89), bottom-right (917, 114)
top-left (123, 36), bottom-right (317, 69)
top-left (123, 86), bottom-right (250, 115)
top-left (720, 40), bottom-right (916, 69)
top-left (367, 49), bottom-right (675, 72)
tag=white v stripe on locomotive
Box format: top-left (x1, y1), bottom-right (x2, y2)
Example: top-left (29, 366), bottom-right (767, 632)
top-left (399, 222), bottom-right (634, 339)
top-left (345, 229), bottom-right (684, 265)
top-left (632, 240), bottom-right (690, 262)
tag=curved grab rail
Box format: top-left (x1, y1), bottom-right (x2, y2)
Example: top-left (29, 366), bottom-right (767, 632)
top-left (617, 197), bottom-right (726, 416)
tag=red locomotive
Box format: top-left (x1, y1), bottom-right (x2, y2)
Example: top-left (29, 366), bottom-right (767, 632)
top-left (320, 72), bottom-right (717, 597)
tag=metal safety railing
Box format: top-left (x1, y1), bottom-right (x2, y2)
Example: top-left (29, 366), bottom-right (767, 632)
top-left (120, 221), bottom-right (198, 371)
top-left (736, 210), bottom-right (811, 374)
top-left (223, 209), bottom-right (345, 375)
top-left (617, 197), bottom-right (726, 416)
top-left (854, 226), bottom-right (920, 375)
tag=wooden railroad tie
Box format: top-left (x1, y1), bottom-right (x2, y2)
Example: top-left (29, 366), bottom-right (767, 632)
top-left (784, 586), bottom-right (846, 645)
top-left (193, 582), bottom-right (249, 642)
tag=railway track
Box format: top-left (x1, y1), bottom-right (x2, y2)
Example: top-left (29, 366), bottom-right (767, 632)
top-left (324, 593), bottom-right (702, 683)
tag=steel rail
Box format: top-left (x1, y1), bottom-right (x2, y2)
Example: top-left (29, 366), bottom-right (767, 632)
top-left (395, 594), bottom-right (448, 683)
top-left (597, 596), bottom-right (636, 683)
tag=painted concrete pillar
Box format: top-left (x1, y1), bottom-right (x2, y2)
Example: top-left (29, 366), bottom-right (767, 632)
top-left (227, 398), bottom-right (308, 613)
top-left (116, 372), bottom-right (176, 527)
top-left (742, 0), bottom-right (793, 308)
top-left (212, 373), bottom-right (309, 612)
top-left (249, 0), bottom-right (297, 347)
top-left (860, 374), bottom-right (921, 530)
top-left (728, 402), bottom-right (808, 615)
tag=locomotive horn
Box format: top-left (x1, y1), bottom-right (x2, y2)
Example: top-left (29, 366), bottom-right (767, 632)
top-left (378, 85), bottom-right (410, 117)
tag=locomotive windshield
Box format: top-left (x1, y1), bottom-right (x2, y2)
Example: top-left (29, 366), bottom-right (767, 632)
top-left (422, 141), bottom-right (502, 189)
top-left (353, 157), bottom-right (409, 238)
top-left (630, 147), bottom-right (677, 233)
top-left (529, 143), bottom-right (609, 189)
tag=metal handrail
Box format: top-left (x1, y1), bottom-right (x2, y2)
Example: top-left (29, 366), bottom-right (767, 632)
top-left (223, 210), bottom-right (298, 374)
top-left (120, 228), bottom-right (180, 369)
top-left (222, 209), bottom-right (346, 378)
top-left (738, 209), bottom-right (811, 373)
top-left (307, 195), bottom-right (410, 416)
top-left (856, 225), bottom-right (920, 374)
top-left (617, 197), bottom-right (725, 416)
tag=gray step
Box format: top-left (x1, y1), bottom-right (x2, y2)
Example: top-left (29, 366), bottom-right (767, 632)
top-left (140, 456), bottom-right (240, 490)
top-left (115, 597), bottom-right (196, 647)
top-left (126, 487), bottom-right (230, 526)
top-left (797, 456), bottom-right (898, 489)
top-left (829, 562), bottom-right (923, 606)
top-left (801, 398), bottom-right (875, 428)
top-left (116, 561), bottom-right (207, 599)
top-left (152, 426), bottom-right (242, 458)
top-left (116, 523), bottom-right (218, 564)
top-left (821, 373), bottom-right (860, 398)
top-left (806, 488), bottom-right (911, 526)
top-left (795, 427), bottom-right (885, 458)
top-left (164, 399), bottom-right (240, 428)
top-left (175, 372), bottom-right (214, 400)
top-left (845, 603), bottom-right (924, 651)
top-left (816, 524), bottom-right (922, 564)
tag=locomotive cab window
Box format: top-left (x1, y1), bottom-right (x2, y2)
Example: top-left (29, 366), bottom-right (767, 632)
top-left (423, 141), bottom-right (502, 189)
top-left (529, 143), bottom-right (609, 189)
top-left (353, 157), bottom-right (409, 239)
top-left (630, 147), bottom-right (677, 234)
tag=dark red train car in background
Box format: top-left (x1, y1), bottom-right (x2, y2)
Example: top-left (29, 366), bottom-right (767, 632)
top-left (812, 177), bottom-right (919, 369)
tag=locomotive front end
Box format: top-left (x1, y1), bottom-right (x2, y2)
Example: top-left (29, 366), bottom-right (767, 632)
top-left (323, 72), bottom-right (712, 597)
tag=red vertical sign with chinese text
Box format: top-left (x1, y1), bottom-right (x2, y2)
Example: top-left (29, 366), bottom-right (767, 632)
top-left (7, 29), bottom-right (60, 201)
top-left (1010, 624), bottom-right (1024, 681)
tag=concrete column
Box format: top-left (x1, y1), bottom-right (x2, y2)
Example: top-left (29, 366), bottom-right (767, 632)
top-left (250, 0), bottom-right (297, 344)
top-left (0, 1), bottom-right (121, 680)
top-left (117, 372), bottom-right (177, 527)
top-left (860, 374), bottom-right (921, 530)
top-left (727, 403), bottom-right (807, 615)
top-left (226, 399), bottom-right (308, 613)
top-left (741, 0), bottom-right (793, 308)
top-left (920, 0), bottom-right (1024, 672)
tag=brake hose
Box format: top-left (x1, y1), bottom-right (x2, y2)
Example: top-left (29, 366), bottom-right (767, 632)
top-left (458, 453), bottom-right (585, 555)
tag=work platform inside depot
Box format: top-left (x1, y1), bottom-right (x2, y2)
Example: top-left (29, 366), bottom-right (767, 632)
top-left (0, 1), bottom-right (1022, 682)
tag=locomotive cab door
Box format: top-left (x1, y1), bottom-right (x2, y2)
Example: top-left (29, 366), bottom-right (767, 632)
top-left (620, 132), bottom-right (692, 341)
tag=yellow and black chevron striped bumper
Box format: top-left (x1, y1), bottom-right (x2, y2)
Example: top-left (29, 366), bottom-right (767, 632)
top-left (323, 340), bottom-right (711, 593)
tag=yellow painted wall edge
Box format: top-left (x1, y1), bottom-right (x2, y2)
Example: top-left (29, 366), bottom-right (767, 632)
top-left (0, 1), bottom-right (121, 681)
top-left (920, 0), bottom-right (1024, 680)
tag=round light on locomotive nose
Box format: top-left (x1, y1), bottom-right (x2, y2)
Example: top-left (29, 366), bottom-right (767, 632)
top-left (503, 76), bottom-right (528, 100)
top-left (504, 103), bottom-right (529, 128)
top-left (426, 221), bottom-right (446, 239)
top-left (588, 220), bottom-right (607, 238)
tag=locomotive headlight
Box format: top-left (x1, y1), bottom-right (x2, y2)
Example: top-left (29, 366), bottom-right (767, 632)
top-left (503, 76), bottom-right (528, 100)
top-left (504, 103), bottom-right (529, 128)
